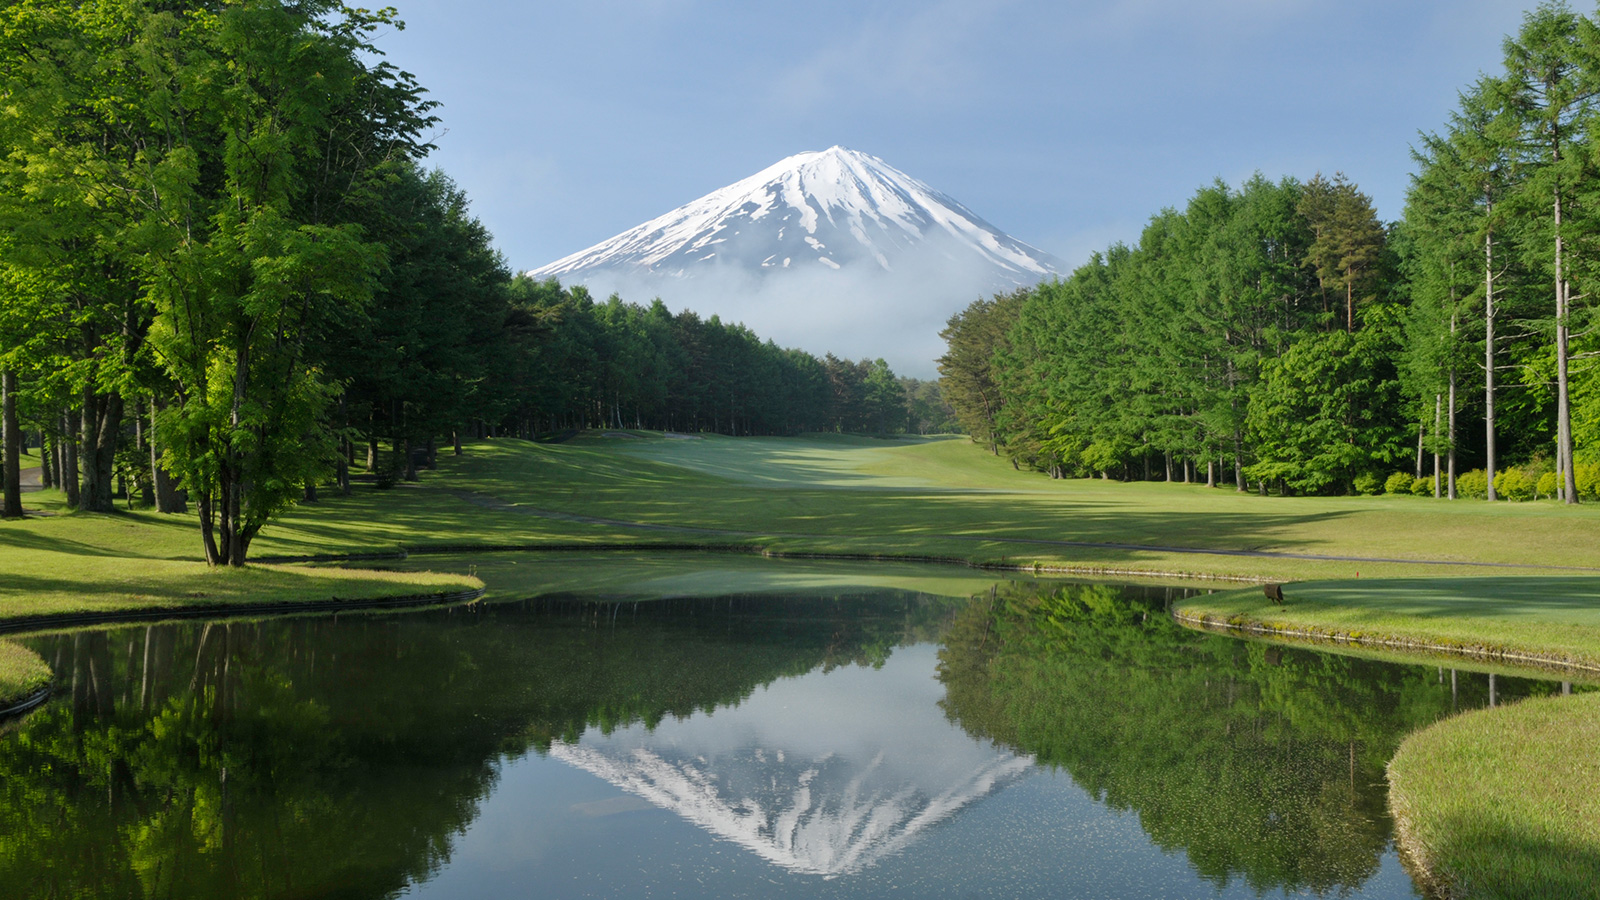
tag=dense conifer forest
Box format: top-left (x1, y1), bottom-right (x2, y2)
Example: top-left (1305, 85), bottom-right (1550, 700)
top-left (940, 3), bottom-right (1600, 503)
top-left (0, 0), bottom-right (948, 563)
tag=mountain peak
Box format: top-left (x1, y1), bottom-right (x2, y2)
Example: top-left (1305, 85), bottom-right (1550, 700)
top-left (526, 148), bottom-right (1061, 374)
top-left (529, 147), bottom-right (1058, 281)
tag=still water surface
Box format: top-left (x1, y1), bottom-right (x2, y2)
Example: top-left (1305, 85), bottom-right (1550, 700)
top-left (0, 557), bottom-right (1577, 898)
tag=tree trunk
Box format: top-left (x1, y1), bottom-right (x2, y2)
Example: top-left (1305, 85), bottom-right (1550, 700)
top-left (78, 387), bottom-right (123, 513)
top-left (336, 441), bottom-right (351, 495)
top-left (1440, 392), bottom-right (1452, 496)
top-left (134, 403), bottom-right (154, 508)
top-left (62, 410), bottom-right (80, 509)
top-left (149, 396), bottom-right (186, 513)
top-left (1485, 224), bottom-right (1498, 502)
top-left (400, 437), bottom-right (417, 482)
top-left (1415, 421), bottom-right (1424, 480)
top-left (453, 430), bottom-right (462, 456)
top-left (40, 427), bottom-right (55, 489)
top-left (1555, 180), bottom-right (1577, 503)
top-left (198, 487), bottom-right (221, 565)
top-left (1447, 352), bottom-right (1458, 500)
top-left (2, 371), bottom-right (21, 519)
top-left (336, 395), bottom-right (350, 496)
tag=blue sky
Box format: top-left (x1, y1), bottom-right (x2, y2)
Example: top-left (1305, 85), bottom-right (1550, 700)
top-left (379, 0), bottom-right (1535, 275)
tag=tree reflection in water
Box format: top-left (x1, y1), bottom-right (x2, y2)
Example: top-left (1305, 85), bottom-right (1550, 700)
top-left (936, 582), bottom-right (1570, 895)
top-left (0, 583), bottom-right (1575, 899)
top-left (0, 593), bottom-right (950, 899)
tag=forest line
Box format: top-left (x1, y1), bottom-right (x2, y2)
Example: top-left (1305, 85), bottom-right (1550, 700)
top-left (0, 0), bottom-right (947, 565)
top-left (939, 2), bottom-right (1600, 503)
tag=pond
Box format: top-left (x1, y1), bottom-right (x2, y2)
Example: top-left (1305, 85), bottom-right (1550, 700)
top-left (0, 554), bottom-right (1581, 899)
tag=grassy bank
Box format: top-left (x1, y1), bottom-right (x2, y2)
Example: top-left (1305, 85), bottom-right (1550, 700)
top-left (0, 478), bottom-right (482, 627)
top-left (11, 431), bottom-right (1596, 625)
top-left (1173, 578), bottom-right (1600, 673)
top-left (0, 641), bottom-right (50, 710)
top-left (1388, 693), bottom-right (1600, 899)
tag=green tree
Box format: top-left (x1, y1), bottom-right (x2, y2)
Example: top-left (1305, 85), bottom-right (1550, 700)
top-left (937, 289), bottom-right (1027, 454)
top-left (1300, 173), bottom-right (1388, 333)
top-left (1501, 1), bottom-right (1600, 503)
top-left (140, 1), bottom-right (436, 564)
top-left (1246, 306), bottom-right (1409, 494)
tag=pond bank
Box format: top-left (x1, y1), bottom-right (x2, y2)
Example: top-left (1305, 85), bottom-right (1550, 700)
top-left (1387, 692), bottom-right (1600, 900)
top-left (1175, 579), bottom-right (1600, 899)
top-left (0, 642), bottom-right (50, 715)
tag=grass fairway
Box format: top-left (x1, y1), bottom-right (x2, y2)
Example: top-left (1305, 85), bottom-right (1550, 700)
top-left (1388, 693), bottom-right (1600, 899)
top-left (247, 432), bottom-right (1600, 581)
top-left (11, 431), bottom-right (1600, 628)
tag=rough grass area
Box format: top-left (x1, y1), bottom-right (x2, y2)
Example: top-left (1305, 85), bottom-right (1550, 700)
top-left (0, 641), bottom-right (50, 708)
top-left (1174, 578), bottom-right (1600, 672)
top-left (1388, 693), bottom-right (1600, 899)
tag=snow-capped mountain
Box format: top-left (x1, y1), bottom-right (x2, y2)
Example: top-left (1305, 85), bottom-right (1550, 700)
top-left (532, 146), bottom-right (1059, 283)
top-left (527, 147), bottom-right (1063, 375)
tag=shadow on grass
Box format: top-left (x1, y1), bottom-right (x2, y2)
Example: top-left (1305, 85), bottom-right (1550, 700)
top-left (1297, 578), bottom-right (1600, 622)
top-left (1421, 817), bottom-right (1600, 900)
top-left (0, 509), bottom-right (202, 559)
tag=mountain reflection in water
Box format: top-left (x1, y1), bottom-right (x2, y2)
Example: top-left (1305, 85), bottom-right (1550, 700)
top-left (0, 570), bottom-right (1580, 899)
top-left (549, 643), bottom-right (1033, 877)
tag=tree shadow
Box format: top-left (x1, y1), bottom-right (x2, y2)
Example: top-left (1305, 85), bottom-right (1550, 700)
top-left (1417, 816), bottom-right (1600, 900)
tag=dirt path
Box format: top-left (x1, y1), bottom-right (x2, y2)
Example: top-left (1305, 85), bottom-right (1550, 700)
top-left (445, 489), bottom-right (1600, 573)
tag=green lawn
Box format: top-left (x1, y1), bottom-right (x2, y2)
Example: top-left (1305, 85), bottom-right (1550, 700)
top-left (246, 432), bottom-right (1600, 583)
top-left (0, 486), bottom-right (482, 628)
top-left (1175, 578), bottom-right (1600, 673)
top-left (10, 432), bottom-right (1599, 630)
top-left (0, 641), bottom-right (49, 709)
top-left (1388, 692), bottom-right (1600, 900)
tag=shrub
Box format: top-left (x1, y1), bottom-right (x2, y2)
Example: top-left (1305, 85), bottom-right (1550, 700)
top-left (1384, 472), bottom-right (1413, 495)
top-left (1457, 469), bottom-right (1489, 499)
top-left (1537, 471), bottom-right (1559, 500)
top-left (1410, 476), bottom-right (1435, 497)
top-left (1353, 472), bottom-right (1384, 495)
top-left (1495, 468), bottom-right (1536, 502)
top-left (1577, 463), bottom-right (1600, 501)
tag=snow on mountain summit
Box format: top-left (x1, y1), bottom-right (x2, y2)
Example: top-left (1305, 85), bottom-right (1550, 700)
top-left (531, 146), bottom-right (1058, 283)
top-left (527, 147), bottom-right (1063, 375)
